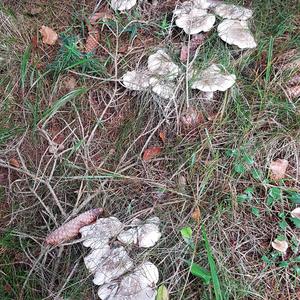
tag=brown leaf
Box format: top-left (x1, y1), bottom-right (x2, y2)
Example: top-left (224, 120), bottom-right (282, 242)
top-left (143, 147), bottom-right (162, 161)
top-left (191, 207), bottom-right (201, 222)
top-left (180, 34), bottom-right (205, 62)
top-left (88, 11), bottom-right (113, 26)
top-left (159, 131), bottom-right (166, 143)
top-left (39, 26), bottom-right (58, 45)
top-left (9, 158), bottom-right (20, 168)
top-left (45, 208), bottom-right (103, 246)
top-left (31, 34), bottom-right (38, 49)
top-left (85, 30), bottom-right (100, 53)
top-left (269, 159), bottom-right (288, 181)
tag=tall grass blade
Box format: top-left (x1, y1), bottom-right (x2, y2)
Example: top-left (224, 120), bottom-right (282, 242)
top-left (20, 46), bottom-right (31, 91)
top-left (202, 225), bottom-right (223, 300)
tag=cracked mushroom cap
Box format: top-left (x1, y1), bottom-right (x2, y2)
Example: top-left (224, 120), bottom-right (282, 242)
top-left (175, 8), bottom-right (216, 34)
top-left (149, 77), bottom-right (176, 100)
top-left (114, 262), bottom-right (159, 300)
top-left (217, 19), bottom-right (257, 49)
top-left (147, 49), bottom-right (179, 80)
top-left (84, 244), bottom-right (111, 273)
top-left (122, 70), bottom-right (151, 91)
top-left (191, 64), bottom-right (236, 92)
top-left (80, 217), bottom-right (123, 249)
top-left (117, 216), bottom-right (162, 247)
top-left (214, 3), bottom-right (253, 20)
top-left (110, 0), bottom-right (137, 11)
top-left (93, 246), bottom-right (134, 286)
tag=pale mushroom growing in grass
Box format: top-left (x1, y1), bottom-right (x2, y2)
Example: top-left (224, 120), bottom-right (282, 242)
top-left (147, 49), bottom-right (179, 80)
top-left (175, 8), bottom-right (216, 34)
top-left (271, 239), bottom-right (289, 254)
top-left (110, 0), bottom-right (137, 11)
top-left (214, 3), bottom-right (253, 20)
top-left (291, 208), bottom-right (300, 219)
top-left (191, 64), bottom-right (236, 100)
top-left (122, 70), bottom-right (151, 91)
top-left (149, 77), bottom-right (176, 100)
top-left (98, 261), bottom-right (159, 300)
top-left (217, 19), bottom-right (257, 49)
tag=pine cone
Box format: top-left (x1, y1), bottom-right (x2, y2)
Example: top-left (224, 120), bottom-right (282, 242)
top-left (45, 208), bottom-right (103, 246)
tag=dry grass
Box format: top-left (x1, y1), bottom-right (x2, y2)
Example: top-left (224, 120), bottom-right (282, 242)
top-left (0, 0), bottom-right (300, 299)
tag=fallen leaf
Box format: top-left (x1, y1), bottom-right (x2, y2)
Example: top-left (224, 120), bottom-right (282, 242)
top-left (156, 284), bottom-right (169, 300)
top-left (159, 131), bottom-right (166, 143)
top-left (45, 208), bottom-right (103, 246)
top-left (180, 34), bottom-right (205, 62)
top-left (85, 30), bottom-right (100, 53)
top-left (271, 239), bottom-right (288, 254)
top-left (9, 158), bottom-right (20, 168)
top-left (291, 207), bottom-right (300, 219)
top-left (88, 11), bottom-right (113, 26)
top-left (143, 147), bottom-right (162, 161)
top-left (269, 159), bottom-right (288, 181)
top-left (191, 207), bottom-right (201, 222)
top-left (39, 26), bottom-right (58, 45)
top-left (31, 34), bottom-right (38, 49)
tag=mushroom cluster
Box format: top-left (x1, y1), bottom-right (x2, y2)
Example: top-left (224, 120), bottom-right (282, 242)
top-left (174, 1), bottom-right (257, 49)
top-left (79, 216), bottom-right (162, 300)
top-left (122, 49), bottom-right (180, 100)
top-left (110, 0), bottom-right (137, 11)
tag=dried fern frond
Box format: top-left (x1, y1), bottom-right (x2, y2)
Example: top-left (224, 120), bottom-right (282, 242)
top-left (45, 208), bottom-right (103, 246)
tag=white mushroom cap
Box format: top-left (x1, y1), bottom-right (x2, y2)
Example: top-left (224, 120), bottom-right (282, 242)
top-left (98, 283), bottom-right (118, 300)
top-left (175, 9), bottom-right (216, 34)
top-left (193, 0), bottom-right (215, 9)
top-left (271, 239), bottom-right (288, 254)
top-left (93, 247), bottom-right (134, 286)
top-left (291, 207), bottom-right (300, 219)
top-left (137, 223), bottom-right (162, 248)
top-left (214, 4), bottom-right (253, 20)
top-left (191, 64), bottom-right (236, 92)
top-left (80, 217), bottom-right (123, 249)
top-left (149, 77), bottom-right (176, 100)
top-left (123, 70), bottom-right (151, 91)
top-left (111, 262), bottom-right (159, 300)
top-left (110, 0), bottom-right (137, 11)
top-left (147, 50), bottom-right (179, 80)
top-left (117, 228), bottom-right (139, 245)
top-left (118, 216), bottom-right (162, 247)
top-left (217, 19), bottom-right (257, 49)
top-left (84, 245), bottom-right (111, 273)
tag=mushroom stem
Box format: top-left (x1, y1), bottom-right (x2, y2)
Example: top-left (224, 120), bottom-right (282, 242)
top-left (203, 91), bottom-right (214, 100)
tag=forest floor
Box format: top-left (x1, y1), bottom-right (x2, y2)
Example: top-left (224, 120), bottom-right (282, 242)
top-left (0, 0), bottom-right (300, 299)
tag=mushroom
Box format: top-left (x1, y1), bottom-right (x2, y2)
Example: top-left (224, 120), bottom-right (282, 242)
top-left (84, 245), bottom-right (111, 273)
top-left (291, 208), bottom-right (300, 219)
top-left (147, 49), bottom-right (179, 80)
top-left (191, 64), bottom-right (236, 99)
top-left (149, 77), bottom-right (176, 100)
top-left (80, 217), bottom-right (123, 249)
top-left (122, 70), bottom-right (151, 91)
top-left (214, 4), bottom-right (253, 20)
top-left (269, 159), bottom-right (289, 181)
top-left (271, 239), bottom-right (288, 254)
top-left (217, 19), bottom-right (257, 49)
top-left (93, 246), bottom-right (134, 286)
top-left (98, 283), bottom-right (119, 300)
top-left (106, 261), bottom-right (159, 300)
top-left (175, 8), bottom-right (216, 34)
top-left (137, 223), bottom-right (162, 248)
top-left (110, 0), bottom-right (137, 11)
top-left (117, 216), bottom-right (162, 248)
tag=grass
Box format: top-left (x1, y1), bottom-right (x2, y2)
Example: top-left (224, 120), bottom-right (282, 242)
top-left (0, 0), bottom-right (299, 299)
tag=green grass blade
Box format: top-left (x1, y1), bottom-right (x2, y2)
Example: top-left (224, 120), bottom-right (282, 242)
top-left (40, 88), bottom-right (87, 124)
top-left (20, 46), bottom-right (31, 91)
top-left (202, 225), bottom-right (223, 300)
